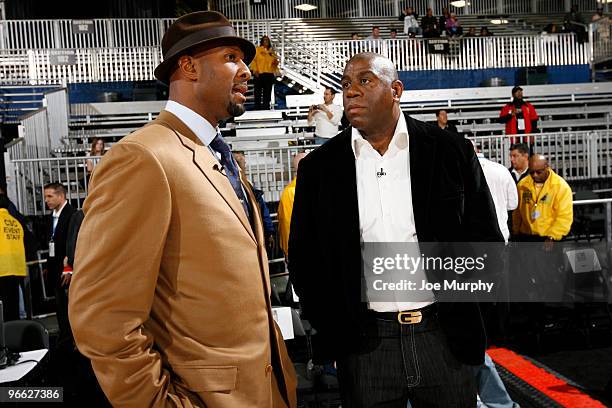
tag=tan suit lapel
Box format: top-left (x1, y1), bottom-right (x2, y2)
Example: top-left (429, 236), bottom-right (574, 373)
top-left (154, 110), bottom-right (256, 244)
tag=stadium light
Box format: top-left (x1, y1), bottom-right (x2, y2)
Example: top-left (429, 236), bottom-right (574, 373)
top-left (294, 4), bottom-right (317, 11)
top-left (450, 1), bottom-right (469, 7)
top-left (490, 19), bottom-right (509, 24)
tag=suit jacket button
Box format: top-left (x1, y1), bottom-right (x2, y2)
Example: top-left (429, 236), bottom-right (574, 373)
top-left (265, 364), bottom-right (273, 375)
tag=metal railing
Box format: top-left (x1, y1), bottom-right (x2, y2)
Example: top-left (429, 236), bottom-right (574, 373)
top-left (241, 145), bottom-right (316, 202)
top-left (10, 155), bottom-right (96, 216)
top-left (9, 129), bottom-right (612, 216)
top-left (18, 109), bottom-right (50, 160)
top-left (28, 47), bottom-right (161, 85)
top-left (0, 18), bottom-right (174, 50)
top-left (590, 17), bottom-right (612, 64)
top-left (0, 34), bottom-right (593, 87)
top-left (471, 130), bottom-right (612, 181)
top-left (312, 34), bottom-right (590, 74)
top-left (43, 88), bottom-right (69, 150)
top-left (9, 144), bottom-right (319, 215)
top-left (0, 18), bottom-right (271, 51)
top-left (16, 88), bottom-right (69, 160)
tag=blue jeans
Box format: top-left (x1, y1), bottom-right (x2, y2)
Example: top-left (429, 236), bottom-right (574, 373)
top-left (475, 353), bottom-right (518, 408)
top-left (314, 136), bottom-right (330, 146)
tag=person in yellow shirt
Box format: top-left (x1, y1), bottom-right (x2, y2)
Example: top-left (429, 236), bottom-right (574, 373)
top-left (0, 205), bottom-right (26, 322)
top-left (278, 152), bottom-right (307, 257)
top-left (512, 154), bottom-right (573, 242)
top-left (250, 35), bottom-right (279, 110)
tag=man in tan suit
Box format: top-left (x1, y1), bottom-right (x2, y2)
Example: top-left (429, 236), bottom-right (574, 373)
top-left (68, 11), bottom-right (296, 408)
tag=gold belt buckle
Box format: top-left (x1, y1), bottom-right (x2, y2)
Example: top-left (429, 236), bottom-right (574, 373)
top-left (397, 310), bottom-right (423, 325)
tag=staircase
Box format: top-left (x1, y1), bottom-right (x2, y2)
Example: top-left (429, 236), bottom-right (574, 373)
top-left (266, 15), bottom-right (601, 94)
top-left (0, 85), bottom-right (59, 124)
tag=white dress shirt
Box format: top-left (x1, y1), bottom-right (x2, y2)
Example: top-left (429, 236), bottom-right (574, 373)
top-left (52, 200), bottom-right (67, 237)
top-left (165, 100), bottom-right (218, 148)
top-left (164, 100), bottom-right (249, 204)
top-left (478, 154), bottom-right (518, 242)
top-left (511, 167), bottom-right (528, 183)
top-left (308, 103), bottom-right (343, 138)
top-left (352, 114), bottom-right (435, 312)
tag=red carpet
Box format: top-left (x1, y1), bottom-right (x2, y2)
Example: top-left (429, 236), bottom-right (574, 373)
top-left (488, 347), bottom-right (606, 408)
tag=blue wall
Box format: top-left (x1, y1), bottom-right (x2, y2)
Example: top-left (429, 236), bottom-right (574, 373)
top-left (398, 65), bottom-right (590, 90)
top-left (67, 81), bottom-right (162, 104)
top-left (65, 65), bottom-right (591, 104)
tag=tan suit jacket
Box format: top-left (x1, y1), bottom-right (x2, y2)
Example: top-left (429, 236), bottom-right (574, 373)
top-left (69, 110), bottom-right (297, 407)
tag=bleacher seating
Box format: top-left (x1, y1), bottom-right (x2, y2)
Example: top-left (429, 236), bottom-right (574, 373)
top-left (267, 13), bottom-right (572, 43)
top-left (0, 85), bottom-right (59, 124)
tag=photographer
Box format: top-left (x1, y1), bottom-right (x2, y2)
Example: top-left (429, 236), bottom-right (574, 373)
top-left (307, 87), bottom-right (343, 145)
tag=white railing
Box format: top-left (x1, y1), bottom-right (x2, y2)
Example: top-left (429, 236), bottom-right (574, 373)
top-left (0, 18), bottom-right (273, 51)
top-left (10, 129), bottom-right (612, 215)
top-left (18, 109), bottom-right (50, 160)
top-left (10, 156), bottom-right (95, 216)
top-left (0, 49), bottom-right (29, 82)
top-left (0, 18), bottom-right (174, 50)
top-left (232, 20), bottom-right (275, 44)
top-left (43, 88), bottom-right (69, 150)
top-left (241, 145), bottom-right (314, 202)
top-left (471, 130), bottom-right (611, 181)
top-left (317, 34), bottom-right (590, 73)
top-left (0, 5), bottom-right (608, 52)
top-left (279, 34), bottom-right (590, 90)
top-left (5, 47), bottom-right (161, 85)
top-left (590, 18), bottom-right (612, 64)
top-left (0, 34), bottom-right (592, 87)
top-left (14, 88), bottom-right (69, 161)
top-left (6, 137), bottom-right (25, 161)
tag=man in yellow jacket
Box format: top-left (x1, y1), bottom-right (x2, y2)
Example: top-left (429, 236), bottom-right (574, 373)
top-left (513, 154), bottom-right (573, 242)
top-left (0, 206), bottom-right (26, 321)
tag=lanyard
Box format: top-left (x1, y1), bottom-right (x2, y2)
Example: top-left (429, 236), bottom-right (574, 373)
top-left (533, 183), bottom-right (546, 208)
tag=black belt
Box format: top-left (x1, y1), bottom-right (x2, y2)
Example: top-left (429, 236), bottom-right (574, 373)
top-left (371, 303), bottom-right (438, 325)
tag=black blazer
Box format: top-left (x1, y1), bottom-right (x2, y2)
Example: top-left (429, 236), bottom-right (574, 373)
top-left (47, 202), bottom-right (75, 282)
top-left (288, 113), bottom-right (503, 366)
top-left (66, 210), bottom-right (84, 268)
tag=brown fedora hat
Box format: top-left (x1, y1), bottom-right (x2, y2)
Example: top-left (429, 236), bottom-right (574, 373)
top-left (154, 11), bottom-right (256, 84)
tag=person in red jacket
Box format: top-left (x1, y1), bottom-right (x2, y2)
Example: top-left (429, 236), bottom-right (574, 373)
top-left (499, 86), bottom-right (539, 147)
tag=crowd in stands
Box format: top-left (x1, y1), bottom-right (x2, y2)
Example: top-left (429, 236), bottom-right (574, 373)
top-left (350, 9), bottom-right (487, 40)
top-left (346, 4), bottom-right (610, 42)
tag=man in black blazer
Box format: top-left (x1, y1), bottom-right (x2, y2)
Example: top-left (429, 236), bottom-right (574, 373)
top-left (289, 53), bottom-right (503, 407)
top-left (44, 182), bottom-right (75, 344)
